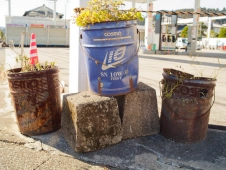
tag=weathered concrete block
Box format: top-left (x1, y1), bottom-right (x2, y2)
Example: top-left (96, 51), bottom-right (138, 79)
top-left (115, 82), bottom-right (160, 139)
top-left (61, 92), bottom-right (122, 152)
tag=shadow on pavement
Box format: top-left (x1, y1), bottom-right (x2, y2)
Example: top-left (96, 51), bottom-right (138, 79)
top-left (31, 128), bottom-right (226, 169)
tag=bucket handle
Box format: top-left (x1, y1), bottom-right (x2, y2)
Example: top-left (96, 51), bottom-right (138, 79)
top-left (79, 30), bottom-right (140, 68)
top-left (159, 81), bottom-right (216, 120)
top-left (159, 80), bottom-right (163, 99)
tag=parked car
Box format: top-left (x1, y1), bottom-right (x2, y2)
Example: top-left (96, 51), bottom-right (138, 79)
top-left (1, 42), bottom-right (9, 47)
top-left (176, 38), bottom-right (188, 49)
top-left (196, 44), bottom-right (201, 50)
top-left (177, 38), bottom-right (202, 50)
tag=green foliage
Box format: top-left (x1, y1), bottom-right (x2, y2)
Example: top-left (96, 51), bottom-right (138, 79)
top-left (74, 0), bottom-right (144, 27)
top-left (181, 23), bottom-right (208, 38)
top-left (218, 28), bottom-right (226, 38)
top-left (0, 30), bottom-right (4, 40)
top-left (162, 54), bottom-right (226, 99)
top-left (199, 22), bottom-right (208, 37)
top-left (181, 26), bottom-right (188, 38)
top-left (162, 69), bottom-right (193, 99)
top-left (210, 30), bottom-right (218, 38)
top-left (16, 55), bottom-right (56, 73)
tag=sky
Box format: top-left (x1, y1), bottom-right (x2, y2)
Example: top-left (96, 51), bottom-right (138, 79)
top-left (0, 0), bottom-right (226, 27)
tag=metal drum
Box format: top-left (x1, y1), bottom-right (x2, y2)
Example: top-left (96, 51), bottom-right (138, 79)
top-left (160, 68), bottom-right (216, 143)
top-left (81, 20), bottom-right (139, 96)
top-left (7, 67), bottom-right (61, 135)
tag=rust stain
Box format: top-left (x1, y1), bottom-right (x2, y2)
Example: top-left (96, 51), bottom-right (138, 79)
top-left (7, 67), bottom-right (61, 135)
top-left (129, 76), bottom-right (134, 90)
top-left (98, 77), bottom-right (102, 95)
top-left (160, 68), bottom-right (216, 143)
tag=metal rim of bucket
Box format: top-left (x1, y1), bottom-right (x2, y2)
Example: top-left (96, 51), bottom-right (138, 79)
top-left (80, 20), bottom-right (138, 30)
top-left (7, 67), bottom-right (64, 89)
top-left (162, 68), bottom-right (217, 87)
top-left (7, 67), bottom-right (59, 78)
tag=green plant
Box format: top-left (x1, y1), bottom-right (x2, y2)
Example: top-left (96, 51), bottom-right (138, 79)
top-left (210, 30), bottom-right (218, 38)
top-left (198, 22), bottom-right (208, 37)
top-left (180, 26), bottom-right (188, 38)
top-left (0, 29), bottom-right (4, 41)
top-left (162, 55), bottom-right (226, 99)
top-left (15, 55), bottom-right (56, 73)
top-left (161, 68), bottom-right (194, 99)
top-left (218, 28), bottom-right (226, 38)
top-left (74, 0), bottom-right (143, 27)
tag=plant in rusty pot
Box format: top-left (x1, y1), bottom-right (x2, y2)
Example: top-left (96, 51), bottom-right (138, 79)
top-left (72, 0), bottom-right (144, 96)
top-left (7, 55), bottom-right (62, 135)
top-left (159, 67), bottom-right (217, 143)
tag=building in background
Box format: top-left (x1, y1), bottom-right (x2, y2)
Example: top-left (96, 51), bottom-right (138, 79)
top-left (5, 4), bottom-right (69, 47)
top-left (23, 4), bottom-right (63, 19)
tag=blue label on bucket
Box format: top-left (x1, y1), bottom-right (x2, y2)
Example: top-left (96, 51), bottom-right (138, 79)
top-left (81, 20), bottom-right (139, 96)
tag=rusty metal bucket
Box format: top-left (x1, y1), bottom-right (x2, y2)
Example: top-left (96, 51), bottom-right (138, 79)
top-left (160, 68), bottom-right (216, 143)
top-left (7, 67), bottom-right (61, 135)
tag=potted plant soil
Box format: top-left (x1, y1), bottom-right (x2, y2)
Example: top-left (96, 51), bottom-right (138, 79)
top-left (7, 55), bottom-right (62, 135)
top-left (160, 68), bottom-right (217, 143)
top-left (73, 0), bottom-right (143, 96)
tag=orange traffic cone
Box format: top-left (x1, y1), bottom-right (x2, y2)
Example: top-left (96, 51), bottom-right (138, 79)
top-left (29, 33), bottom-right (39, 65)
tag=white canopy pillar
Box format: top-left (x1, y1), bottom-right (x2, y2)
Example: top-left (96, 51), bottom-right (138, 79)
top-left (132, 0), bottom-right (135, 8)
top-left (144, 0), bottom-right (154, 50)
top-left (191, 0), bottom-right (200, 52)
top-left (8, 0), bottom-right (11, 23)
top-left (207, 17), bottom-right (212, 47)
top-left (69, 1), bottom-right (89, 93)
top-left (53, 0), bottom-right (57, 25)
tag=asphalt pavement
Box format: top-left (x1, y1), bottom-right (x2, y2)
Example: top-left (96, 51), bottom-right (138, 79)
top-left (0, 47), bottom-right (226, 170)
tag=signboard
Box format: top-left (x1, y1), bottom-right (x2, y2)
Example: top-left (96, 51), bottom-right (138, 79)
top-left (29, 24), bottom-right (45, 28)
top-left (171, 15), bottom-right (178, 26)
top-left (155, 13), bottom-right (162, 34)
top-left (6, 24), bottom-right (26, 27)
top-left (49, 25), bottom-right (66, 29)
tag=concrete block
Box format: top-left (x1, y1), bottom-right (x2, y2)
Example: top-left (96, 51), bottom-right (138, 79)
top-left (115, 82), bottom-right (160, 139)
top-left (61, 92), bottom-right (122, 152)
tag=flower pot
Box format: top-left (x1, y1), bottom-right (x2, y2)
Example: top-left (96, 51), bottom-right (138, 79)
top-left (160, 68), bottom-right (216, 143)
top-left (7, 67), bottom-right (61, 135)
top-left (80, 20), bottom-right (139, 96)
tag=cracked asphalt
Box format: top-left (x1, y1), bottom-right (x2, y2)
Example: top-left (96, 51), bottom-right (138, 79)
top-left (0, 47), bottom-right (226, 170)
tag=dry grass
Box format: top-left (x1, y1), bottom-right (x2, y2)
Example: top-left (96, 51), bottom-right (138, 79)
top-left (188, 55), bottom-right (226, 78)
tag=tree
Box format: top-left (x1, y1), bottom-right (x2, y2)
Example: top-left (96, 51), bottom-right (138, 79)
top-left (181, 26), bottom-right (188, 38)
top-left (0, 30), bottom-right (4, 40)
top-left (199, 22), bottom-right (208, 37)
top-left (218, 28), bottom-right (226, 38)
top-left (210, 30), bottom-right (218, 38)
